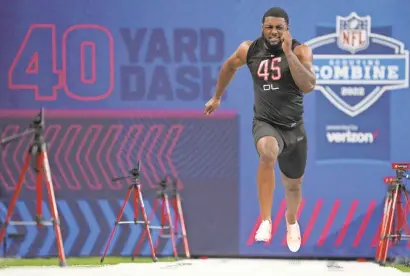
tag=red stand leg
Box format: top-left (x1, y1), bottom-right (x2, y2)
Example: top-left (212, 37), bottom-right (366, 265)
top-left (36, 154), bottom-right (43, 227)
top-left (376, 186), bottom-right (398, 264)
top-left (173, 193), bottom-right (191, 258)
top-left (133, 183), bottom-right (157, 261)
top-left (0, 153), bottom-right (31, 246)
top-left (41, 151), bottom-right (67, 266)
top-left (163, 194), bottom-right (178, 259)
top-left (101, 184), bottom-right (133, 263)
top-left (376, 164), bottom-right (410, 265)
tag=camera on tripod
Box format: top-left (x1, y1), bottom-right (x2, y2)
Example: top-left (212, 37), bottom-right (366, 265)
top-left (111, 162), bottom-right (141, 185)
top-left (130, 168), bottom-right (140, 178)
top-left (392, 163), bottom-right (410, 181)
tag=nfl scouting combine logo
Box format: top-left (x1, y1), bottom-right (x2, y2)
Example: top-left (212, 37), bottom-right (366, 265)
top-left (305, 12), bottom-right (409, 117)
top-left (307, 12), bottom-right (408, 161)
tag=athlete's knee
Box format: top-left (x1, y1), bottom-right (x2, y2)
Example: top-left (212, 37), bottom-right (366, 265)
top-left (286, 181), bottom-right (302, 193)
top-left (282, 174), bottom-right (303, 192)
top-left (257, 136), bottom-right (280, 167)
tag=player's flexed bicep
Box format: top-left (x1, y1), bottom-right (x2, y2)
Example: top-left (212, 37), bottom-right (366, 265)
top-left (204, 41), bottom-right (252, 115)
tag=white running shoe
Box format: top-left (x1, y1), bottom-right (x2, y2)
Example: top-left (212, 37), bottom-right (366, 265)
top-left (255, 220), bottom-right (271, 242)
top-left (286, 219), bottom-right (301, 252)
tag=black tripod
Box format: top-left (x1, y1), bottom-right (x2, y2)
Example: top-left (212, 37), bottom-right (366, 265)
top-left (0, 108), bottom-right (67, 266)
top-left (101, 162), bottom-right (157, 263)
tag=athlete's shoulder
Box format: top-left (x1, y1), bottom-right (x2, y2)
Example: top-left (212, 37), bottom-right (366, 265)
top-left (238, 40), bottom-right (253, 53)
top-left (231, 40), bottom-right (252, 64)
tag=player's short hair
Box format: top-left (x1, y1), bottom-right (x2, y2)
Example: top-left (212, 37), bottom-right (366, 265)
top-left (262, 7), bottom-right (289, 24)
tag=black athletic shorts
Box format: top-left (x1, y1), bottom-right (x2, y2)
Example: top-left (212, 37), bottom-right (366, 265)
top-left (252, 119), bottom-right (307, 179)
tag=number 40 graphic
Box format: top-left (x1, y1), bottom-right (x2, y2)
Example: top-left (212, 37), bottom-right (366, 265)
top-left (8, 24), bottom-right (115, 101)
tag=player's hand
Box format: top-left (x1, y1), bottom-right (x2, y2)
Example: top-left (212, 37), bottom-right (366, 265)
top-left (204, 97), bottom-right (221, 115)
top-left (282, 30), bottom-right (293, 54)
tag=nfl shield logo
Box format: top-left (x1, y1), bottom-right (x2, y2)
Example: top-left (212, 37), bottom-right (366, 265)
top-left (336, 12), bottom-right (371, 54)
top-left (305, 12), bottom-right (409, 117)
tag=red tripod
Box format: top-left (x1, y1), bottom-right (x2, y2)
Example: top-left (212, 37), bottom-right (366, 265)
top-left (100, 162), bottom-right (158, 262)
top-left (376, 163), bottom-right (410, 265)
top-left (132, 178), bottom-right (190, 259)
top-left (166, 178), bottom-right (190, 258)
top-left (0, 109), bottom-right (67, 266)
top-left (101, 170), bottom-right (191, 262)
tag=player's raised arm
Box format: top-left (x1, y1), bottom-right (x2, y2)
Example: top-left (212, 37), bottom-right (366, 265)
top-left (212, 40), bottom-right (251, 99)
top-left (204, 41), bottom-right (251, 115)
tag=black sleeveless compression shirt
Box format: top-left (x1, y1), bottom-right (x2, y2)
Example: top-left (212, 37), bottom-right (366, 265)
top-left (246, 37), bottom-right (304, 128)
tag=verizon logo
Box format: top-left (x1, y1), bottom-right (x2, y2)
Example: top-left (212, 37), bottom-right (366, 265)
top-left (325, 125), bottom-right (379, 144)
